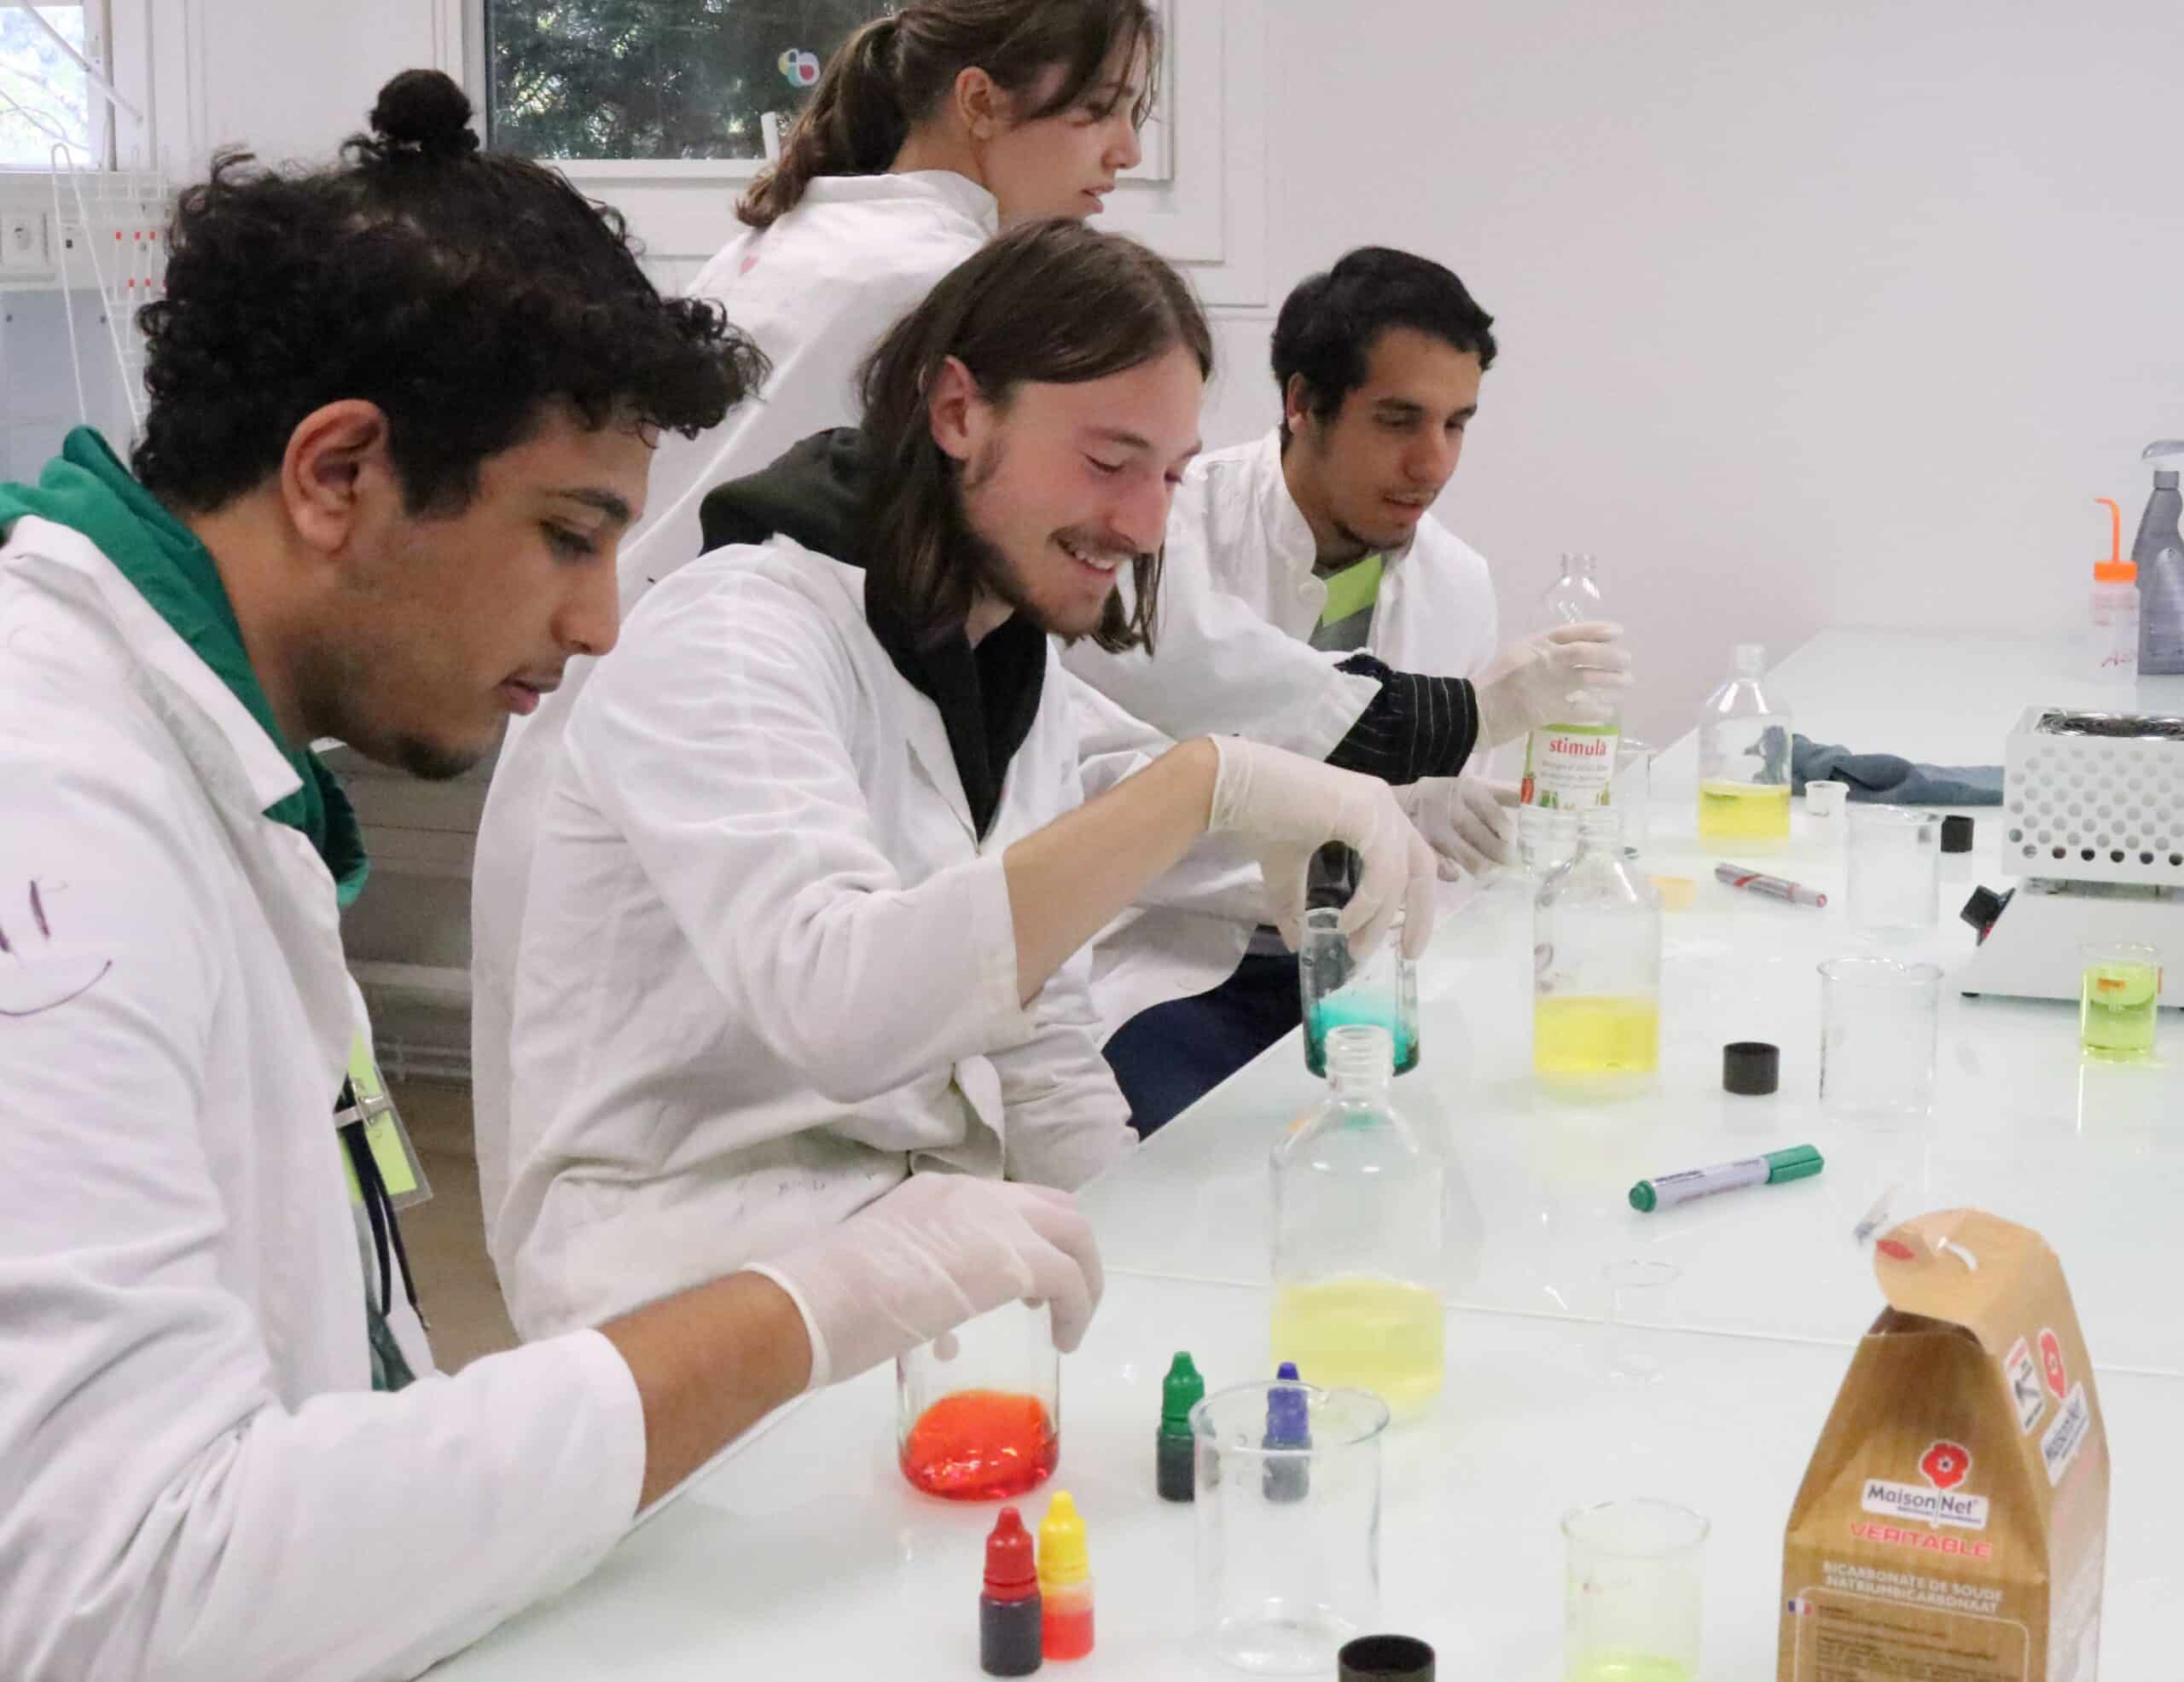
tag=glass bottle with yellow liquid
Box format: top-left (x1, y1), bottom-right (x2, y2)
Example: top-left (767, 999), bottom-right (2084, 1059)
top-left (1535, 809), bottom-right (1662, 1097)
top-left (1269, 1024), bottom-right (1446, 1422)
top-left (1695, 643), bottom-right (1792, 851)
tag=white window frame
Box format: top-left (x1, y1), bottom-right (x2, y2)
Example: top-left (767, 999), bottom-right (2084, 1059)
top-left (0, 0), bottom-right (117, 171)
top-left (459, 0), bottom-right (1264, 307)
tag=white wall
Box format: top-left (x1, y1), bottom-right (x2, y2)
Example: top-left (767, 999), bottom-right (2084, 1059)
top-left (1217, 0), bottom-right (2184, 745)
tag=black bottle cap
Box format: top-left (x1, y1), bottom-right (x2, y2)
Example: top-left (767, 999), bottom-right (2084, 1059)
top-left (1960, 884), bottom-right (2009, 935)
top-left (1339, 1634), bottom-right (1436, 1680)
top-left (1723, 1041), bottom-right (1780, 1095)
top-left (1940, 815), bottom-right (1974, 854)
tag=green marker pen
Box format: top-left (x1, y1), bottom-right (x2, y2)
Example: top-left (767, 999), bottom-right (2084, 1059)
top-left (1629, 1144), bottom-right (1823, 1213)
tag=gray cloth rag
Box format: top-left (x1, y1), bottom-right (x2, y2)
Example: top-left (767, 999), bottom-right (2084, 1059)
top-left (1791, 734), bottom-right (2003, 805)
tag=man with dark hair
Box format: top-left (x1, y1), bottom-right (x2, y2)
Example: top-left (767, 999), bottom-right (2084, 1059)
top-left (1085, 246), bottom-right (1630, 1132)
top-left (0, 74), bottom-right (1105, 1682)
top-left (485, 218), bottom-right (1440, 1340)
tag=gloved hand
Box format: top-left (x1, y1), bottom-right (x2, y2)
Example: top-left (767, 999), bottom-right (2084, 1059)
top-left (1205, 735), bottom-right (1438, 960)
top-left (1396, 775), bottom-right (1519, 879)
top-left (1473, 622), bottom-right (1632, 747)
top-left (747, 1174), bottom-right (1104, 1392)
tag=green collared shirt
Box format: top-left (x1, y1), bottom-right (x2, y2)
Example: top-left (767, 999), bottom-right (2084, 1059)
top-left (0, 428), bottom-right (369, 905)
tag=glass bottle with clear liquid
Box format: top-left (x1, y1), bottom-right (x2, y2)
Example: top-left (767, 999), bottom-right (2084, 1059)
top-left (1695, 643), bottom-right (1792, 850)
top-left (1269, 1024), bottom-right (1446, 1421)
top-left (1534, 809), bottom-right (1662, 1096)
top-left (1520, 554), bottom-right (1622, 864)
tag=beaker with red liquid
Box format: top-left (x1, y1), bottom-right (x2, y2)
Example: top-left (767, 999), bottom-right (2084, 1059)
top-left (897, 1301), bottom-right (1060, 1500)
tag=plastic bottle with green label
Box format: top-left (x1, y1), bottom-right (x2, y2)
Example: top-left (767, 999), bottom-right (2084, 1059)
top-left (1519, 554), bottom-right (1622, 817)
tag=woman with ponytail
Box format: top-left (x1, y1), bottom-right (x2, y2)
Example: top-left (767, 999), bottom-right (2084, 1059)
top-left (619, 0), bottom-right (1158, 600)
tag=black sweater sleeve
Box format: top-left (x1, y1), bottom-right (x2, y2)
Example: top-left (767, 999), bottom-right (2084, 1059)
top-left (1321, 652), bottom-right (1481, 786)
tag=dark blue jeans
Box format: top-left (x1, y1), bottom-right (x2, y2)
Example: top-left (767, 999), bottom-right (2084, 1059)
top-left (1103, 951), bottom-right (1302, 1137)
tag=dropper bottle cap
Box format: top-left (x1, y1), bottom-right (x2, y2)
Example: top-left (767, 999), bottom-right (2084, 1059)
top-left (1160, 1352), bottom-right (1205, 1438)
top-left (1265, 1361), bottom-right (1311, 1447)
top-left (1037, 1491), bottom-right (1089, 1590)
top-left (983, 1506), bottom-right (1037, 1602)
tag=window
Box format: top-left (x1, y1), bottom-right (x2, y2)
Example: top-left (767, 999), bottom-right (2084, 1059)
top-left (483, 0), bottom-right (891, 163)
top-left (0, 1), bottom-right (107, 169)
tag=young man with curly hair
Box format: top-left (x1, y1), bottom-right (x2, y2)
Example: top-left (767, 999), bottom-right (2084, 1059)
top-left (0, 70), bottom-right (1106, 1682)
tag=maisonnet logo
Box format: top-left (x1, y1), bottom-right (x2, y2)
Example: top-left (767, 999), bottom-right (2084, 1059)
top-left (1862, 1442), bottom-right (1989, 1531)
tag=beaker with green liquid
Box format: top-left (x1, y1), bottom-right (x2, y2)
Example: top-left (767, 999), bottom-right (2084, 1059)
top-left (2082, 942), bottom-right (2161, 1061)
top-left (1299, 903), bottom-right (1419, 1076)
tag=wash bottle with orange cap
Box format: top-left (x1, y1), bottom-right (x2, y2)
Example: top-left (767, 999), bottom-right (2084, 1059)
top-left (2090, 496), bottom-right (2139, 681)
top-left (1037, 1491), bottom-right (1095, 1661)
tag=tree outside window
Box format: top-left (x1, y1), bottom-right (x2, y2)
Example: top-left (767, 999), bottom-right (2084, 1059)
top-left (485, 0), bottom-right (891, 162)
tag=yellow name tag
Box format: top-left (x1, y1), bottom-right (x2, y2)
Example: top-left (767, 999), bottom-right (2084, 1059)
top-left (338, 1032), bottom-right (431, 1209)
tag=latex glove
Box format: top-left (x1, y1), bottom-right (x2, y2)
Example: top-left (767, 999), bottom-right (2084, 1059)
top-left (1396, 775), bottom-right (1519, 879)
top-left (1473, 621), bottom-right (1633, 747)
top-left (748, 1174), bottom-right (1103, 1392)
top-left (1205, 735), bottom-right (1438, 961)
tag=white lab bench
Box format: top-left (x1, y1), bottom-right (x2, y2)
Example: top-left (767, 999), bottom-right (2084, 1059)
top-left (431, 630), bottom-right (2184, 1679)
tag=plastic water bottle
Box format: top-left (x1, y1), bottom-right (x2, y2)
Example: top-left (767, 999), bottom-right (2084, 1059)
top-left (1269, 1024), bottom-right (1445, 1421)
top-left (2133, 455), bottom-right (2184, 676)
top-left (1519, 554), bottom-right (1620, 866)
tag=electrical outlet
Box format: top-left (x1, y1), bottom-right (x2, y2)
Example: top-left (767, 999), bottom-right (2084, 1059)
top-left (0, 211), bottom-right (50, 276)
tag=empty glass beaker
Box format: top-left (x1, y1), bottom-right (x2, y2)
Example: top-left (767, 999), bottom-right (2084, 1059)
top-left (897, 1299), bottom-right (1059, 1500)
top-left (1846, 806), bottom-right (1939, 936)
top-left (1818, 956), bottom-right (1941, 1121)
top-left (1194, 1377), bottom-right (1390, 1674)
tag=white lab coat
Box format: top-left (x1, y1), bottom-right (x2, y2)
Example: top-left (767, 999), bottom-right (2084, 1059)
top-left (1076, 429), bottom-right (1502, 1038)
top-left (473, 170), bottom-right (998, 1232)
top-left (493, 536), bottom-right (1134, 1340)
top-left (0, 519), bottom-right (642, 1681)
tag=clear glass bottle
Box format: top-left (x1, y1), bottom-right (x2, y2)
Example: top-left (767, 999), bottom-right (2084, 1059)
top-left (1533, 809), bottom-right (1662, 1097)
top-left (1695, 643), bottom-right (1792, 851)
top-left (1521, 554), bottom-right (1621, 834)
top-left (1269, 1024), bottom-right (1446, 1422)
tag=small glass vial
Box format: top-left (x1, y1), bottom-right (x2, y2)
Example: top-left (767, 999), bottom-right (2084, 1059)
top-left (1270, 1025), bottom-right (1447, 1422)
top-left (1298, 905), bottom-right (1420, 1077)
top-left (897, 1299), bottom-right (1060, 1501)
top-left (1534, 809), bottom-right (1663, 1098)
top-left (1696, 643), bottom-right (1792, 852)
